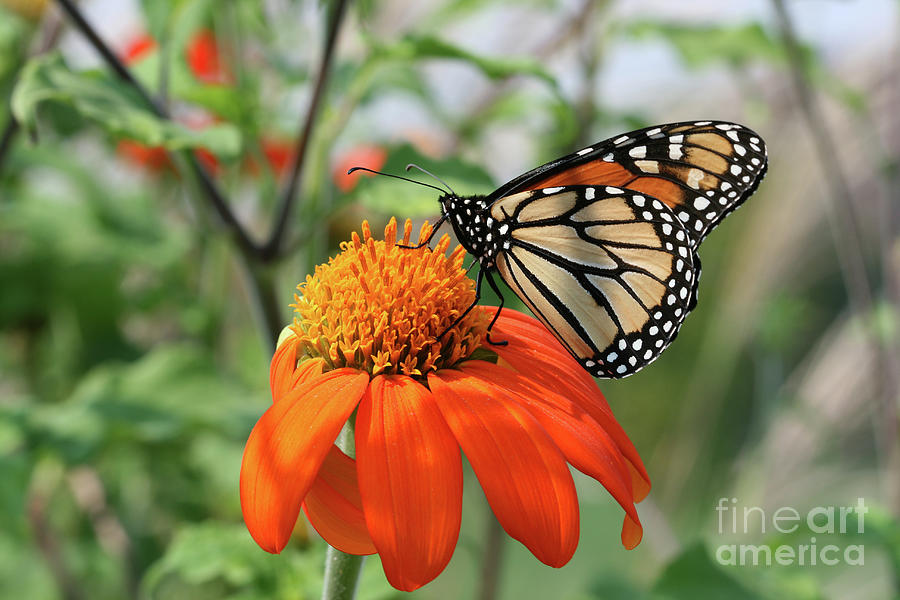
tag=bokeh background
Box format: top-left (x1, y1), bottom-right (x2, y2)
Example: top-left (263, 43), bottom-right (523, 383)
top-left (1, 0), bottom-right (899, 598)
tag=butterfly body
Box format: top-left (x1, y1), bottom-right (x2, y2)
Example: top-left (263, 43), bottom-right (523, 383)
top-left (433, 120), bottom-right (768, 378)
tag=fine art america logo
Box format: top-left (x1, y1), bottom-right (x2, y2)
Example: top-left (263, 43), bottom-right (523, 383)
top-left (714, 497), bottom-right (867, 566)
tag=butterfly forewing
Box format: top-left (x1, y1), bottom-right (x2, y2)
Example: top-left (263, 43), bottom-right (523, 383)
top-left (489, 121), bottom-right (767, 250)
top-left (491, 186), bottom-right (696, 378)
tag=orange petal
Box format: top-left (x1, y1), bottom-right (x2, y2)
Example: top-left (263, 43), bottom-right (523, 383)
top-left (459, 362), bottom-right (641, 536)
top-left (288, 358), bottom-right (326, 397)
top-left (356, 376), bottom-right (463, 591)
top-left (621, 513), bottom-right (643, 550)
top-left (489, 311), bottom-right (651, 502)
top-left (303, 445), bottom-right (376, 555)
top-left (270, 335), bottom-right (300, 402)
top-left (240, 369), bottom-right (369, 553)
top-left (428, 369), bottom-right (579, 567)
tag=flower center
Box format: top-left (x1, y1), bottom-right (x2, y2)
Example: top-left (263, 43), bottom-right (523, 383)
top-left (290, 218), bottom-right (488, 377)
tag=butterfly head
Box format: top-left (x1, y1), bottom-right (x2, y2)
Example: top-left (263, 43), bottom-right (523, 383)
top-left (440, 194), bottom-right (507, 266)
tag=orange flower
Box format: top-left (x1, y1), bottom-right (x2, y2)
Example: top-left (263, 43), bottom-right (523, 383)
top-left (186, 29), bottom-right (232, 85)
top-left (332, 145), bottom-right (388, 191)
top-left (240, 218), bottom-right (650, 591)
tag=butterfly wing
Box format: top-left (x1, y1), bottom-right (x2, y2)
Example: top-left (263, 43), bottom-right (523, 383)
top-left (489, 121), bottom-right (767, 251)
top-left (491, 185), bottom-right (696, 378)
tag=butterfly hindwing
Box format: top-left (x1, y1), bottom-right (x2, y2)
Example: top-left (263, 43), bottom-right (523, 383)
top-left (491, 185), bottom-right (696, 378)
top-left (489, 121), bottom-right (767, 250)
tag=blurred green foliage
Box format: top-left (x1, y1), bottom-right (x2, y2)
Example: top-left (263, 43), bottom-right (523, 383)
top-left (1, 0), bottom-right (898, 598)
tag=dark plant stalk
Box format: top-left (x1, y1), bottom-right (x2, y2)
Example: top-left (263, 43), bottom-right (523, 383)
top-left (55, 0), bottom-right (261, 259)
top-left (772, 0), bottom-right (900, 522)
top-left (770, 0), bottom-right (873, 314)
top-left (52, 0), bottom-right (290, 341)
top-left (0, 117), bottom-right (18, 173)
top-left (262, 0), bottom-right (349, 260)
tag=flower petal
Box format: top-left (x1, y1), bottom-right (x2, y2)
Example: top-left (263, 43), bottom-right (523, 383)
top-left (356, 375), bottom-right (463, 592)
top-left (241, 369), bottom-right (369, 553)
top-left (270, 335), bottom-right (300, 402)
top-left (460, 361), bottom-right (642, 547)
top-left (303, 445), bottom-right (376, 555)
top-left (488, 309), bottom-right (651, 502)
top-left (428, 369), bottom-right (579, 567)
top-left (288, 358), bottom-right (326, 397)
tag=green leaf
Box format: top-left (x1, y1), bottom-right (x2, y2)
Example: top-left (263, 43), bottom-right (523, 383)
top-left (625, 21), bottom-right (785, 69)
top-left (372, 34), bottom-right (559, 89)
top-left (350, 143), bottom-right (495, 217)
top-left (652, 543), bottom-right (762, 600)
top-left (11, 53), bottom-right (241, 157)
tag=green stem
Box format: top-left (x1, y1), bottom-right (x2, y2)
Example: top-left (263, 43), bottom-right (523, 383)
top-left (321, 420), bottom-right (364, 600)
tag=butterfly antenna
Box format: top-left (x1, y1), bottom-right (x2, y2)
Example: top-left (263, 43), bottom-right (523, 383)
top-left (405, 163), bottom-right (456, 196)
top-left (346, 166), bottom-right (448, 195)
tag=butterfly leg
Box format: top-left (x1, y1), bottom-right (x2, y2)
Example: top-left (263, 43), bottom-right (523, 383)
top-left (436, 265), bottom-right (483, 340)
top-left (483, 270), bottom-right (507, 346)
top-left (396, 214), bottom-right (448, 249)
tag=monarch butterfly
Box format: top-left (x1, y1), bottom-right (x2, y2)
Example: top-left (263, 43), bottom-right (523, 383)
top-left (352, 121), bottom-right (767, 377)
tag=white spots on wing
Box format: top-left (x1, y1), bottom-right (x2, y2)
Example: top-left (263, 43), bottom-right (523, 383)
top-left (733, 143), bottom-right (746, 156)
top-left (662, 223), bottom-right (672, 235)
top-left (750, 136), bottom-right (760, 144)
top-left (675, 259), bottom-right (684, 272)
top-left (726, 130), bottom-right (740, 142)
top-left (686, 168), bottom-right (704, 189)
top-left (642, 210), bottom-right (654, 220)
top-left (632, 339), bottom-right (643, 351)
top-left (730, 164), bottom-right (742, 176)
top-left (750, 143), bottom-right (761, 152)
top-left (678, 246), bottom-right (688, 257)
top-left (606, 352), bottom-right (618, 362)
top-left (602, 153), bottom-right (615, 162)
top-left (695, 121), bottom-right (711, 126)
top-left (632, 195), bottom-right (645, 207)
top-left (635, 160), bottom-right (660, 174)
top-left (618, 339), bottom-right (627, 350)
top-left (584, 187), bottom-right (595, 200)
top-left (645, 127), bottom-right (662, 137)
top-left (543, 187), bottom-right (564, 194)
top-left (628, 356), bottom-right (637, 366)
top-left (675, 229), bottom-right (685, 241)
top-left (751, 157), bottom-right (761, 166)
top-left (606, 186), bottom-right (623, 194)
top-left (616, 365), bottom-right (627, 374)
top-left (720, 181), bottom-right (732, 191)
top-left (643, 349), bottom-right (653, 360)
top-left (670, 134), bottom-right (684, 143)
top-left (706, 211), bottom-right (717, 220)
top-left (693, 197), bottom-right (710, 210)
top-left (614, 135), bottom-right (631, 145)
top-left (649, 325), bottom-right (659, 335)
top-left (694, 221), bottom-right (703, 232)
top-left (499, 223), bottom-right (509, 235)
top-left (629, 146), bottom-right (647, 159)
top-left (576, 147), bottom-right (593, 156)
top-left (678, 211), bottom-right (690, 222)
top-left (652, 199), bottom-right (663, 210)
top-left (660, 212), bottom-right (672, 222)
top-left (663, 321), bottom-right (673, 332)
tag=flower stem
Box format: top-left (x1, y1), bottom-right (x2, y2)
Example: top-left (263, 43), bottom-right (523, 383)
top-left (321, 545), bottom-right (365, 600)
top-left (321, 419), bottom-right (364, 600)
